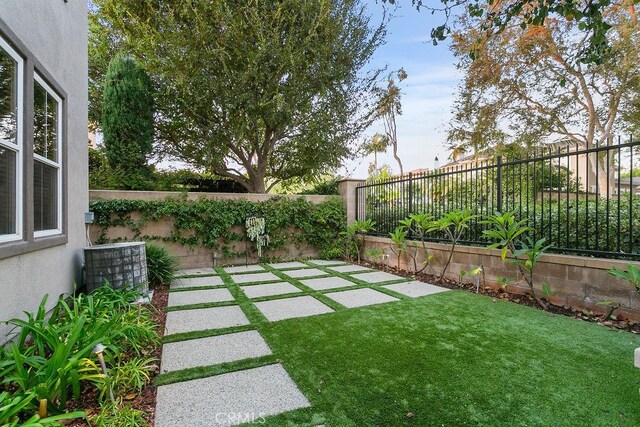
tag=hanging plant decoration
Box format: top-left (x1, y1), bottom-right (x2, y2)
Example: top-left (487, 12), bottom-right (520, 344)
top-left (246, 216), bottom-right (270, 258)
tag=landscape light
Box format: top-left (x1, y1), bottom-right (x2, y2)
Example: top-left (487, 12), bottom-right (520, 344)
top-left (93, 343), bottom-right (115, 402)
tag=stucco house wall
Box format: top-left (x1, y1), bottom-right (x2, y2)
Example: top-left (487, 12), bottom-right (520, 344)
top-left (0, 1), bottom-right (88, 341)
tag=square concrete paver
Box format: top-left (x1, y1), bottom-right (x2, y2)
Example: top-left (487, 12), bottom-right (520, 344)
top-left (230, 272), bottom-right (281, 284)
top-left (307, 259), bottom-right (346, 266)
top-left (155, 364), bottom-right (310, 427)
top-left (254, 296), bottom-right (333, 322)
top-left (171, 275), bottom-right (225, 289)
top-left (299, 276), bottom-right (358, 291)
top-left (282, 268), bottom-right (328, 279)
top-left (176, 267), bottom-right (217, 277)
top-left (324, 288), bottom-right (398, 308)
top-left (165, 306), bottom-right (250, 335)
top-left (382, 281), bottom-right (450, 297)
top-left (351, 271), bottom-right (407, 283)
top-left (241, 282), bottom-right (302, 299)
top-left (160, 330), bottom-right (272, 373)
top-left (328, 264), bottom-right (373, 273)
top-left (268, 261), bottom-right (307, 269)
top-left (168, 288), bottom-right (235, 307)
top-left (224, 264), bottom-right (265, 274)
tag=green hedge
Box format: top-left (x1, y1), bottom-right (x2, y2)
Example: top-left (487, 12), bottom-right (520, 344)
top-left (90, 196), bottom-right (346, 260)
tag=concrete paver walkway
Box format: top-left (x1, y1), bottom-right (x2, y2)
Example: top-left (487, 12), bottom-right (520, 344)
top-left (156, 262), bottom-right (449, 425)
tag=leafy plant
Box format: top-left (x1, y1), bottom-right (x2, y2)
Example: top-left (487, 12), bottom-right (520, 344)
top-left (396, 213), bottom-right (435, 273)
top-left (145, 243), bottom-right (177, 288)
top-left (495, 276), bottom-right (514, 291)
top-left (90, 400), bottom-right (147, 427)
top-left (364, 247), bottom-right (385, 267)
top-left (111, 308), bottom-right (159, 358)
top-left (483, 211), bottom-right (552, 309)
top-left (0, 286), bottom-right (159, 420)
top-left (0, 391), bottom-right (85, 426)
top-left (608, 264), bottom-right (640, 295)
top-left (389, 227), bottom-right (409, 270)
top-left (340, 219), bottom-right (376, 263)
top-left (111, 357), bottom-right (157, 396)
top-left (430, 209), bottom-right (475, 282)
top-left (541, 283), bottom-right (558, 301)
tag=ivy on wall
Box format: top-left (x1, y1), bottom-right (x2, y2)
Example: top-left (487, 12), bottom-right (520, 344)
top-left (90, 196), bottom-right (346, 260)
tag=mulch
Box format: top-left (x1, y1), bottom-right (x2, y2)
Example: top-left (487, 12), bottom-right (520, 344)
top-left (66, 284), bottom-right (168, 426)
top-left (359, 261), bottom-right (640, 334)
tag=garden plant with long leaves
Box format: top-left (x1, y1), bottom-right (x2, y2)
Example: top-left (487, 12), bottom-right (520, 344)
top-left (483, 211), bottom-right (552, 310)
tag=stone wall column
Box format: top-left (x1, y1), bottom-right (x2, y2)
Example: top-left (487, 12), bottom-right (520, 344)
top-left (337, 178), bottom-right (366, 225)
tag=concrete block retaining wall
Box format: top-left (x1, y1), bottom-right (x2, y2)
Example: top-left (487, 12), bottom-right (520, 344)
top-left (361, 235), bottom-right (640, 320)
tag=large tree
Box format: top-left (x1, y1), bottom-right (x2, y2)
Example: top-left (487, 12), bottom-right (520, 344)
top-left (102, 54), bottom-right (154, 190)
top-left (384, 0), bottom-right (638, 65)
top-left (374, 69), bottom-right (407, 175)
top-left (90, 0), bottom-right (385, 193)
top-left (448, 3), bottom-right (640, 193)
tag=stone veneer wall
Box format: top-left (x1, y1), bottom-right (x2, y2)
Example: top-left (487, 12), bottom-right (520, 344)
top-left (89, 190), bottom-right (334, 268)
top-left (361, 235), bottom-right (640, 320)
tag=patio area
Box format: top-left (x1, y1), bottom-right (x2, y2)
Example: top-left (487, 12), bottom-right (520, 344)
top-left (154, 261), bottom-right (640, 426)
top-left (156, 260), bottom-right (446, 426)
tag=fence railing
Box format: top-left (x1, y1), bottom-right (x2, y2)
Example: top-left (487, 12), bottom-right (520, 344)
top-left (355, 136), bottom-right (640, 260)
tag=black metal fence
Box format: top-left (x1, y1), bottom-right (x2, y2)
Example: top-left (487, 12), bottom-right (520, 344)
top-left (355, 136), bottom-right (640, 260)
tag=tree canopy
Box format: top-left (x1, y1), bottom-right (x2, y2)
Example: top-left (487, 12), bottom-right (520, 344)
top-left (447, 3), bottom-right (639, 192)
top-left (384, 0), bottom-right (638, 64)
top-left (102, 54), bottom-right (154, 190)
top-left (90, 0), bottom-right (386, 193)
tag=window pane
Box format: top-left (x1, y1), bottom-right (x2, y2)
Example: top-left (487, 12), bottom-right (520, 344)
top-left (34, 159), bottom-right (58, 231)
top-left (0, 46), bottom-right (17, 143)
top-left (0, 146), bottom-right (17, 235)
top-left (33, 80), bottom-right (58, 162)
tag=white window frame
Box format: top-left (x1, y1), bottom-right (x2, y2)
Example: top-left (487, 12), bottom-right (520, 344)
top-left (0, 35), bottom-right (24, 244)
top-left (33, 73), bottom-right (62, 238)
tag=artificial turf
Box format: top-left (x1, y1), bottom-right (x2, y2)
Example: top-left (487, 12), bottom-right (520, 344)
top-left (253, 290), bottom-right (640, 426)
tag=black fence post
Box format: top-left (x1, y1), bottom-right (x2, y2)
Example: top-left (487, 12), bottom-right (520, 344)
top-left (408, 172), bottom-right (413, 215)
top-left (355, 184), bottom-right (359, 222)
top-left (496, 155), bottom-right (503, 213)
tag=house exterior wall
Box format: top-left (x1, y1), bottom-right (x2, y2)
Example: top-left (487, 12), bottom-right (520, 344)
top-left (0, 1), bottom-right (88, 341)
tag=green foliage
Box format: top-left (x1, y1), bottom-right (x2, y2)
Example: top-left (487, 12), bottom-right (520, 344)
top-left (0, 391), bottom-right (85, 426)
top-left (0, 287), bottom-right (158, 420)
top-left (90, 0), bottom-right (386, 192)
top-left (299, 178), bottom-right (340, 196)
top-left (112, 308), bottom-right (160, 358)
top-left (111, 357), bottom-right (156, 395)
top-left (388, 227), bottom-right (409, 269)
top-left (102, 54), bottom-right (154, 190)
top-left (341, 219), bottom-right (376, 263)
top-left (90, 400), bottom-right (147, 427)
top-left (145, 243), bottom-right (177, 288)
top-left (483, 211), bottom-right (552, 309)
top-left (431, 209), bottom-right (475, 281)
top-left (483, 211), bottom-right (531, 261)
top-left (608, 264), bottom-right (640, 294)
top-left (90, 196), bottom-right (346, 261)
top-left (364, 247), bottom-right (385, 266)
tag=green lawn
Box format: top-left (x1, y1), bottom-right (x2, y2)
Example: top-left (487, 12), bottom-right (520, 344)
top-left (256, 290), bottom-right (640, 426)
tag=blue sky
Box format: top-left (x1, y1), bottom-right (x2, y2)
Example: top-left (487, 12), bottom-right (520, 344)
top-left (342, 2), bottom-right (462, 178)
